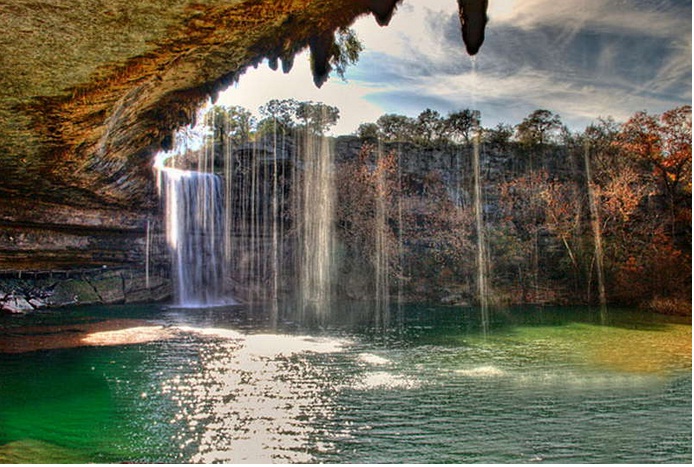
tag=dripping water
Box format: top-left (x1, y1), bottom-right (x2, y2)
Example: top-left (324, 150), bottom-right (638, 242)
top-left (145, 219), bottom-right (151, 289)
top-left (583, 141), bottom-right (607, 322)
top-left (374, 143), bottom-right (390, 327)
top-left (296, 121), bottom-right (336, 314)
top-left (223, 114), bottom-right (233, 268)
top-left (473, 126), bottom-right (490, 335)
top-left (270, 119), bottom-right (280, 303)
top-left (395, 145), bottom-right (405, 330)
top-left (469, 55), bottom-right (491, 334)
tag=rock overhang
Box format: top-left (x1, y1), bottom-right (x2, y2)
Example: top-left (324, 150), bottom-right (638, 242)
top-left (0, 0), bottom-right (487, 270)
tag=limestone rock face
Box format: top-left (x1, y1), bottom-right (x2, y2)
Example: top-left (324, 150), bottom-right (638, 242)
top-left (0, 0), bottom-right (486, 280)
top-left (0, 0), bottom-right (386, 212)
top-left (0, 0), bottom-right (379, 272)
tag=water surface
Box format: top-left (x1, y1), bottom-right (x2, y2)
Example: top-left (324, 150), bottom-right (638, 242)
top-left (0, 304), bottom-right (690, 463)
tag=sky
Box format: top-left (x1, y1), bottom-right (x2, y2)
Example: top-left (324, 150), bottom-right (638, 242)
top-left (218, 0), bottom-right (692, 135)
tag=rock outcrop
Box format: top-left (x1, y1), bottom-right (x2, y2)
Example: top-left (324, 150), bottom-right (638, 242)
top-left (2, 1), bottom-right (385, 275)
top-left (0, 0), bottom-right (487, 306)
top-left (0, 268), bottom-right (170, 313)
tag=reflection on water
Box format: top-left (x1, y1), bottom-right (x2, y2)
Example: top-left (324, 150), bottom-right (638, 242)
top-left (0, 304), bottom-right (690, 463)
top-left (163, 328), bottom-right (350, 463)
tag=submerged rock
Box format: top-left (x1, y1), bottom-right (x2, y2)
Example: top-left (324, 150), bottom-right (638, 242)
top-left (0, 319), bottom-right (174, 353)
top-left (0, 439), bottom-right (83, 464)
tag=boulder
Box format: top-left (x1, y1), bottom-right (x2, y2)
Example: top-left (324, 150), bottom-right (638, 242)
top-left (1, 295), bottom-right (34, 314)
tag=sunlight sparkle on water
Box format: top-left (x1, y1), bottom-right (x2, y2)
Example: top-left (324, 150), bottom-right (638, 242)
top-left (0, 306), bottom-right (690, 464)
top-left (161, 327), bottom-right (352, 463)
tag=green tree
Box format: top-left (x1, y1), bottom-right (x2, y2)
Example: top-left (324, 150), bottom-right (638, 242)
top-left (356, 122), bottom-right (380, 140)
top-left (413, 108), bottom-right (446, 145)
top-left (445, 109), bottom-right (481, 144)
top-left (483, 123), bottom-right (513, 149)
top-left (331, 28), bottom-right (363, 80)
top-left (309, 27), bottom-right (363, 87)
top-left (516, 109), bottom-right (563, 147)
top-left (376, 114), bottom-right (415, 142)
top-left (208, 105), bottom-right (255, 146)
top-left (257, 98), bottom-right (300, 136)
top-left (296, 101), bottom-right (340, 134)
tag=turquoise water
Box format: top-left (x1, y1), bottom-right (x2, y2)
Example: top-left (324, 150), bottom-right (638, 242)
top-left (0, 304), bottom-right (690, 463)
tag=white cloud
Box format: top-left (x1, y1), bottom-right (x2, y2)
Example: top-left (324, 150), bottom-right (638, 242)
top-left (353, 0), bottom-right (690, 127)
top-left (489, 0), bottom-right (689, 35)
top-left (215, 0), bottom-right (690, 134)
top-left (364, 59), bottom-right (685, 129)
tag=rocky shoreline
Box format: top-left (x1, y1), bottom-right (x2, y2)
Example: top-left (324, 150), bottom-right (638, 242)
top-left (0, 268), bottom-right (170, 314)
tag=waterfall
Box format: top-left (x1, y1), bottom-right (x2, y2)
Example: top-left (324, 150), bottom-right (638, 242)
top-left (160, 165), bottom-right (231, 307)
top-left (297, 129), bottom-right (335, 312)
top-left (583, 141), bottom-right (607, 321)
top-left (154, 104), bottom-right (337, 310)
top-left (473, 129), bottom-right (490, 334)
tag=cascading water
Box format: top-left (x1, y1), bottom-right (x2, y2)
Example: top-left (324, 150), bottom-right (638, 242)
top-left (583, 141), bottom-right (607, 321)
top-left (158, 164), bottom-right (231, 307)
top-left (297, 128), bottom-right (336, 312)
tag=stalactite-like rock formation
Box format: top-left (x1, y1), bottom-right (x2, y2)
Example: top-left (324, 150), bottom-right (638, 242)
top-left (457, 0), bottom-right (489, 56)
top-left (0, 0), bottom-right (487, 280)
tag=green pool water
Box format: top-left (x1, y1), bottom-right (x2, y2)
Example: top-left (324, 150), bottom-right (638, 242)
top-left (0, 304), bottom-right (690, 463)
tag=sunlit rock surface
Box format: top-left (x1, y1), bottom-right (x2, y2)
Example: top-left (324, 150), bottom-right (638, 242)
top-left (1, 1), bottom-right (376, 209)
top-left (0, 319), bottom-right (171, 353)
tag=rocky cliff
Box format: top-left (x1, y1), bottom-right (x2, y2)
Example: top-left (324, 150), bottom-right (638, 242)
top-left (0, 0), bottom-right (487, 310)
top-left (1, 1), bottom-right (381, 270)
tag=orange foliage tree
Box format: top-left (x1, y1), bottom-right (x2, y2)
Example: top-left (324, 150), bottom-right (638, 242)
top-left (611, 106), bottom-right (692, 307)
top-left (617, 105), bottom-right (692, 237)
top-left (335, 143), bottom-right (401, 295)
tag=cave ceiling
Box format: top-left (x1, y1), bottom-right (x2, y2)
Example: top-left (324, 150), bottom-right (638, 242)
top-left (0, 0), bottom-right (487, 213)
